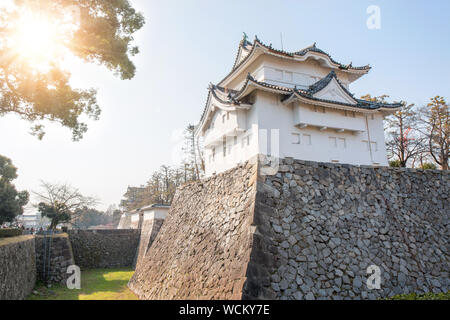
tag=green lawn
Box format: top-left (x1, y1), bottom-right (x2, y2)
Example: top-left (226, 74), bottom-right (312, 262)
top-left (386, 291), bottom-right (450, 300)
top-left (28, 268), bottom-right (138, 300)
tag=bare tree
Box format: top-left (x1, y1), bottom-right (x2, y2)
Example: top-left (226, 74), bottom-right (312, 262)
top-left (385, 101), bottom-right (425, 167)
top-left (33, 181), bottom-right (98, 230)
top-left (183, 124), bottom-right (205, 180)
top-left (417, 96), bottom-right (449, 170)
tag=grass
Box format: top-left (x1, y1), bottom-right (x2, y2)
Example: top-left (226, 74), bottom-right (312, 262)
top-left (0, 235), bottom-right (34, 246)
top-left (27, 268), bottom-right (138, 300)
top-left (386, 291), bottom-right (450, 300)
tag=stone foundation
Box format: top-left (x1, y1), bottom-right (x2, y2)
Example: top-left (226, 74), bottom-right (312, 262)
top-left (248, 158), bottom-right (449, 299)
top-left (129, 162), bottom-right (258, 299)
top-left (129, 157), bottom-right (449, 300)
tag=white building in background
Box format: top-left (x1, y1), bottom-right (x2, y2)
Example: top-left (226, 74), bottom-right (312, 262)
top-left (16, 212), bottom-right (50, 229)
top-left (140, 204), bottom-right (170, 222)
top-left (195, 35), bottom-right (402, 176)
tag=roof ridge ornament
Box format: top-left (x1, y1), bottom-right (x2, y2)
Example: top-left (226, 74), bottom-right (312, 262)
top-left (242, 32), bottom-right (248, 42)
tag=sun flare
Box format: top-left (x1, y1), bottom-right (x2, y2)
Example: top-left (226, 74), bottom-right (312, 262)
top-left (7, 8), bottom-right (70, 71)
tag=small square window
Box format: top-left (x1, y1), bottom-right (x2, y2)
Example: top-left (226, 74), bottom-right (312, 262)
top-left (284, 71), bottom-right (293, 82)
top-left (371, 142), bottom-right (378, 151)
top-left (222, 137), bottom-right (227, 157)
top-left (329, 137), bottom-right (337, 148)
top-left (362, 140), bottom-right (369, 151)
top-left (291, 133), bottom-right (300, 144)
top-left (302, 134), bottom-right (312, 145)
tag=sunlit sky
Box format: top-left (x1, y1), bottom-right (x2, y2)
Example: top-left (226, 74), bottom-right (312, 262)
top-left (1, 0), bottom-right (449, 212)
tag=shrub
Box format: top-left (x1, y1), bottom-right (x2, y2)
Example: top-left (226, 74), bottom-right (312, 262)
top-left (389, 160), bottom-right (401, 167)
top-left (420, 162), bottom-right (437, 170)
top-left (0, 228), bottom-right (23, 238)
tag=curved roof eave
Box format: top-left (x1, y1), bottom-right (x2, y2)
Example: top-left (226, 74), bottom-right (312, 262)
top-left (195, 86), bottom-right (252, 136)
top-left (219, 37), bottom-right (371, 87)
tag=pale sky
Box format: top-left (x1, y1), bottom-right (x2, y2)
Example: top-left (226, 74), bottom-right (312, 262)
top-left (1, 0), bottom-right (449, 212)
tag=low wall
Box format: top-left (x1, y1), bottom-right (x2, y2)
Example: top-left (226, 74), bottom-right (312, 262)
top-left (35, 234), bottom-right (75, 284)
top-left (0, 236), bottom-right (36, 300)
top-left (129, 162), bottom-right (258, 299)
top-left (68, 229), bottom-right (140, 269)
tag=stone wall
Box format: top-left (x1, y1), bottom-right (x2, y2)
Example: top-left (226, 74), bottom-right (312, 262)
top-left (128, 161), bottom-right (258, 299)
top-left (248, 158), bottom-right (449, 300)
top-left (129, 157), bottom-right (449, 300)
top-left (68, 229), bottom-right (140, 269)
top-left (0, 235), bottom-right (36, 300)
top-left (135, 216), bottom-right (164, 268)
top-left (35, 234), bottom-right (75, 284)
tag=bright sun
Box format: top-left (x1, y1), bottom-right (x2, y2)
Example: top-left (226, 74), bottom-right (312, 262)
top-left (10, 10), bottom-right (63, 70)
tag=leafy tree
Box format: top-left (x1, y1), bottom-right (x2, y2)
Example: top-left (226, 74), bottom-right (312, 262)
top-left (0, 0), bottom-right (145, 140)
top-left (34, 181), bottom-right (98, 229)
top-left (418, 96), bottom-right (449, 170)
top-left (0, 154), bottom-right (29, 224)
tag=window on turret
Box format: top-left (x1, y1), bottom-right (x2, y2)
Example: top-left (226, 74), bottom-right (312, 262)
top-left (314, 106), bottom-right (326, 113)
top-left (223, 137), bottom-right (226, 157)
top-left (291, 133), bottom-right (300, 144)
top-left (371, 142), bottom-right (378, 151)
top-left (345, 110), bottom-right (355, 118)
top-left (302, 134), bottom-right (312, 145)
top-left (284, 71), bottom-right (293, 82)
top-left (329, 137), bottom-right (337, 148)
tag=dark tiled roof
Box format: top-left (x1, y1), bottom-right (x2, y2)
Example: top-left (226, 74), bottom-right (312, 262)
top-left (306, 70), bottom-right (356, 100)
top-left (199, 71), bottom-right (401, 128)
top-left (295, 43), bottom-right (370, 71)
top-left (240, 73), bottom-right (401, 110)
top-left (219, 36), bottom-right (370, 87)
top-left (231, 38), bottom-right (254, 70)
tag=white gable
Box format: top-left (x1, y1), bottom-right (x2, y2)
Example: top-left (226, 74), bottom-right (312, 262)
top-left (312, 78), bottom-right (357, 105)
